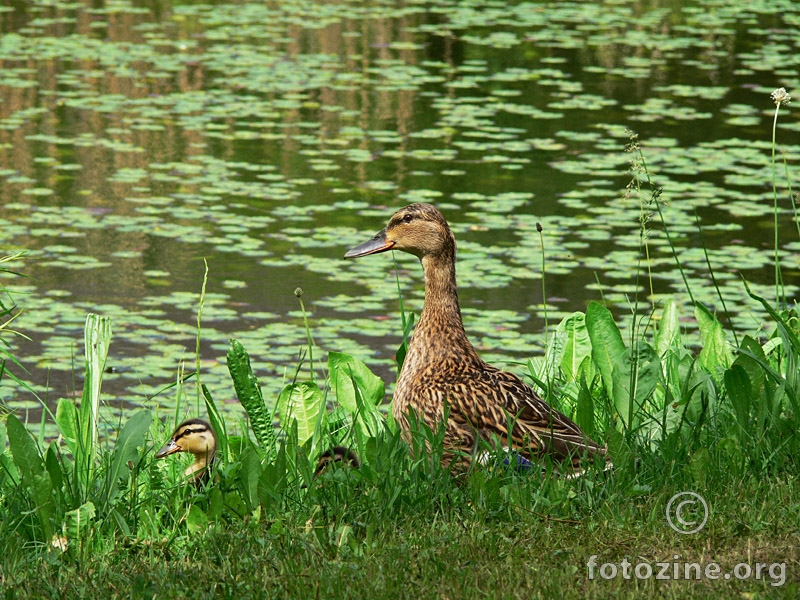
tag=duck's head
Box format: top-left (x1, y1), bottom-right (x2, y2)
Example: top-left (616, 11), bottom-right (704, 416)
top-left (314, 446), bottom-right (361, 477)
top-left (344, 203), bottom-right (455, 260)
top-left (156, 418), bottom-right (217, 479)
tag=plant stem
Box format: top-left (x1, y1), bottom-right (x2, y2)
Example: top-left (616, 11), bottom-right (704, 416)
top-left (196, 259), bottom-right (208, 414)
top-left (772, 101), bottom-right (784, 308)
top-left (537, 222), bottom-right (548, 351)
top-left (295, 287), bottom-right (315, 383)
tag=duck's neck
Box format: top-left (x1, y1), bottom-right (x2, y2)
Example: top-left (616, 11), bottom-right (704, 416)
top-left (185, 454), bottom-right (213, 478)
top-left (407, 251), bottom-right (478, 363)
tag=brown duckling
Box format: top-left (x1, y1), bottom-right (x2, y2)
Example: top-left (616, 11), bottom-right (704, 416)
top-left (314, 446), bottom-right (360, 477)
top-left (345, 203), bottom-right (609, 475)
top-left (156, 418), bottom-right (217, 483)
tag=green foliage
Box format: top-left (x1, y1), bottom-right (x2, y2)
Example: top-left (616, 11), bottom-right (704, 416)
top-left (277, 381), bottom-right (325, 446)
top-left (0, 288), bottom-right (797, 600)
top-left (104, 410), bottom-right (150, 508)
top-left (80, 314), bottom-right (110, 453)
top-left (7, 413), bottom-right (54, 540)
top-left (585, 301), bottom-right (626, 406)
top-left (327, 351), bottom-right (386, 438)
top-left (695, 302), bottom-right (733, 374)
top-left (227, 339), bottom-right (276, 455)
top-left (65, 501), bottom-right (95, 544)
top-left (542, 293), bottom-right (797, 484)
top-left (0, 252), bottom-right (36, 394)
top-left (0, 314), bottom-right (165, 557)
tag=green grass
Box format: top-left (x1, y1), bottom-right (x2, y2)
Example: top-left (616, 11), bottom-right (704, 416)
top-left (2, 474), bottom-right (797, 598)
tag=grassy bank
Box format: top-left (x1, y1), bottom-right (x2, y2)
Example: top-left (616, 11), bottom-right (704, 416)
top-left (3, 474), bottom-right (797, 598)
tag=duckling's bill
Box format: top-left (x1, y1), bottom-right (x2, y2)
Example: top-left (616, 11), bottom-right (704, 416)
top-left (155, 439), bottom-right (180, 458)
top-left (344, 229), bottom-right (395, 258)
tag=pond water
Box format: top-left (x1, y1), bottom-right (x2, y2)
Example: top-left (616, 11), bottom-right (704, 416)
top-left (1, 0), bottom-right (799, 427)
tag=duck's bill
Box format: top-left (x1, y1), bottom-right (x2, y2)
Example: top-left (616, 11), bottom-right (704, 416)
top-left (155, 440), bottom-right (180, 459)
top-left (344, 229), bottom-right (395, 258)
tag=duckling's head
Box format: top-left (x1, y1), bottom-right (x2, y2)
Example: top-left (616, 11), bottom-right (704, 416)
top-left (156, 418), bottom-right (217, 479)
top-left (344, 203), bottom-right (455, 260)
top-left (314, 446), bottom-right (361, 477)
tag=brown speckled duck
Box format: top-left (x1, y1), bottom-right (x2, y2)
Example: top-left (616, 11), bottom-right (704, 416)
top-left (345, 203), bottom-right (608, 475)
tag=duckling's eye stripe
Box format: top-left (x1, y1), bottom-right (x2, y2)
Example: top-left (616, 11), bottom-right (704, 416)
top-left (175, 427), bottom-right (208, 440)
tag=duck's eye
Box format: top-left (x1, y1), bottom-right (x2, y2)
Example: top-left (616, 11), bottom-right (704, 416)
top-left (402, 213), bottom-right (414, 224)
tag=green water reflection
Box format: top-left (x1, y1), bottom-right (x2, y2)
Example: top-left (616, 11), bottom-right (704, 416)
top-left (0, 0), bottom-right (798, 427)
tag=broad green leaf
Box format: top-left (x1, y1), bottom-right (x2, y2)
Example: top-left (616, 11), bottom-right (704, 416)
top-left (744, 280), bottom-right (800, 355)
top-left (353, 385), bottom-right (386, 439)
top-left (65, 501), bottom-right (95, 541)
top-left (724, 364), bottom-right (751, 433)
top-left (239, 446), bottom-right (261, 510)
top-left (610, 343), bottom-right (660, 429)
top-left (328, 351), bottom-right (387, 438)
top-left (45, 445), bottom-right (63, 492)
top-left (7, 414), bottom-right (43, 483)
top-left (328, 351), bottom-right (385, 412)
top-left (277, 382), bottom-right (324, 445)
top-left (109, 508), bottom-right (131, 538)
top-left (733, 335), bottom-right (768, 406)
top-left (107, 410), bottom-right (151, 502)
top-left (186, 504), bottom-right (208, 534)
top-left (575, 374), bottom-right (594, 436)
top-left (636, 401), bottom-right (684, 449)
top-left (559, 312), bottom-right (592, 381)
top-left (208, 488), bottom-right (224, 521)
top-left (695, 302), bottom-right (732, 372)
top-left (586, 301), bottom-right (626, 400)
top-left (55, 398), bottom-right (78, 448)
top-left (605, 428), bottom-right (632, 473)
top-left (0, 454), bottom-right (19, 483)
top-left (33, 472), bottom-right (54, 540)
top-left (81, 314), bottom-right (111, 453)
top-left (654, 298), bottom-right (680, 357)
top-left (201, 384), bottom-right (228, 461)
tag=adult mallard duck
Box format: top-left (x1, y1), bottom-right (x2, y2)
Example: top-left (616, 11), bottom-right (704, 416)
top-left (156, 418), bottom-right (217, 483)
top-left (345, 203), bottom-right (608, 475)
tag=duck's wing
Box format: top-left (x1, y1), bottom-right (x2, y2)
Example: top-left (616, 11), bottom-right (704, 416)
top-left (452, 365), bottom-right (606, 467)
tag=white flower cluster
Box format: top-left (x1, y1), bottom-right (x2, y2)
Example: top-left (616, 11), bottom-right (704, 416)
top-left (771, 87), bottom-right (791, 106)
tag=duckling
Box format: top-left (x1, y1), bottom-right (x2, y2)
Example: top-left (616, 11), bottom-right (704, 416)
top-left (156, 418), bottom-right (217, 483)
top-left (314, 446), bottom-right (360, 477)
top-left (157, 419), bottom-right (361, 484)
top-left (345, 203), bottom-right (609, 475)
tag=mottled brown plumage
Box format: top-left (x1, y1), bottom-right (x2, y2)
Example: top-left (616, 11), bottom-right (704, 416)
top-left (345, 203), bottom-right (608, 475)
